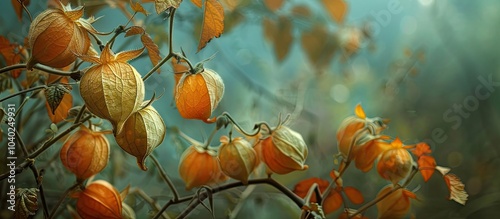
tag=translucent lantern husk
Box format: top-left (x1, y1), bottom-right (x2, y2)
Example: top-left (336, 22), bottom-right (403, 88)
top-left (178, 145), bottom-right (228, 190)
top-left (260, 126), bottom-right (308, 174)
top-left (76, 180), bottom-right (122, 219)
top-left (115, 105), bottom-right (166, 171)
top-left (218, 137), bottom-right (258, 184)
top-left (60, 126), bottom-right (110, 181)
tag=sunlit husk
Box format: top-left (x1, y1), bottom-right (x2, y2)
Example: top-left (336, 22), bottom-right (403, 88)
top-left (115, 104), bottom-right (166, 171)
top-left (376, 185), bottom-right (415, 219)
top-left (27, 5), bottom-right (90, 69)
top-left (260, 126), bottom-right (308, 174)
top-left (336, 116), bottom-right (366, 158)
top-left (60, 126), bottom-right (109, 181)
top-left (175, 69), bottom-right (224, 121)
top-left (80, 61), bottom-right (145, 135)
top-left (218, 136), bottom-right (258, 184)
top-left (178, 145), bottom-right (228, 190)
top-left (76, 180), bottom-right (122, 219)
top-left (377, 148), bottom-right (413, 184)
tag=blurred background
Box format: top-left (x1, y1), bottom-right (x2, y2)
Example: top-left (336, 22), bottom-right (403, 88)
top-left (1, 0), bottom-right (500, 218)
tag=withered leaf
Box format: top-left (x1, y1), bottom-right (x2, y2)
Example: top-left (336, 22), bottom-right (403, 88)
top-left (198, 0), bottom-right (224, 52)
top-left (141, 33), bottom-right (162, 73)
top-left (11, 0), bottom-right (31, 21)
top-left (322, 0), bottom-right (348, 24)
top-left (125, 26), bottom-right (145, 37)
top-left (13, 188), bottom-right (38, 219)
top-left (44, 83), bottom-right (72, 114)
top-left (301, 25), bottom-right (337, 70)
top-left (273, 16), bottom-right (293, 62)
top-left (154, 0), bottom-right (182, 14)
top-left (263, 0), bottom-right (284, 12)
top-left (130, 0), bottom-right (149, 15)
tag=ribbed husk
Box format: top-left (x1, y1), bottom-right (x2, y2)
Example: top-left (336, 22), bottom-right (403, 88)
top-left (218, 136), bottom-right (258, 184)
top-left (76, 180), bottom-right (122, 219)
top-left (178, 145), bottom-right (228, 190)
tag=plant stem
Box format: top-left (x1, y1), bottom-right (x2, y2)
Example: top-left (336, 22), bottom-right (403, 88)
top-left (221, 112), bottom-right (262, 137)
top-left (0, 85), bottom-right (46, 102)
top-left (15, 129), bottom-right (29, 158)
top-left (150, 155), bottom-right (180, 201)
top-left (48, 182), bottom-right (81, 219)
top-left (28, 164), bottom-right (49, 218)
top-left (131, 188), bottom-right (171, 219)
top-left (153, 177), bottom-right (304, 219)
top-left (0, 63), bottom-right (80, 76)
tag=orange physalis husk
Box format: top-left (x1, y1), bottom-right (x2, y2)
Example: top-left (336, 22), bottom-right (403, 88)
top-left (354, 139), bottom-right (392, 172)
top-left (76, 180), bottom-right (122, 219)
top-left (79, 44), bottom-right (145, 135)
top-left (260, 126), bottom-right (309, 174)
top-left (175, 68), bottom-right (224, 121)
top-left (115, 104), bottom-right (166, 171)
top-left (27, 2), bottom-right (98, 70)
top-left (178, 145), bottom-right (228, 190)
top-left (218, 136), bottom-right (258, 184)
top-left (60, 126), bottom-right (109, 182)
top-left (376, 138), bottom-right (413, 184)
top-left (376, 185), bottom-right (416, 219)
top-left (337, 104), bottom-right (388, 161)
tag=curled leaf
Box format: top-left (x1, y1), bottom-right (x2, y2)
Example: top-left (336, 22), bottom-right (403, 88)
top-left (198, 0), bottom-right (224, 52)
top-left (444, 174), bottom-right (468, 205)
top-left (154, 0), bottom-right (182, 14)
top-left (130, 1), bottom-right (149, 15)
top-left (44, 83), bottom-right (72, 114)
top-left (13, 188), bottom-right (38, 219)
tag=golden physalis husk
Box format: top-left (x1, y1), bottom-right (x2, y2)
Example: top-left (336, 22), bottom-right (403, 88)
top-left (121, 202), bottom-right (136, 219)
top-left (377, 139), bottom-right (413, 184)
top-left (175, 68), bottom-right (224, 121)
top-left (76, 180), bottom-right (122, 219)
top-left (218, 136), bottom-right (258, 184)
top-left (60, 126), bottom-right (109, 182)
top-left (260, 126), bottom-right (309, 174)
top-left (79, 44), bottom-right (145, 135)
top-left (179, 145), bottom-right (228, 190)
top-left (27, 2), bottom-right (99, 70)
top-left (115, 103), bottom-right (166, 171)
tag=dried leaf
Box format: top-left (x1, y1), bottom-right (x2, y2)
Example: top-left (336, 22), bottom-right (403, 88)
top-left (154, 0), bottom-right (182, 14)
top-left (262, 17), bottom-right (277, 42)
top-left (417, 155), bottom-right (436, 182)
top-left (0, 74), bottom-right (13, 93)
top-left (198, 0), bottom-right (224, 52)
top-left (323, 189), bottom-right (343, 214)
top-left (344, 187), bottom-right (364, 205)
top-left (45, 78), bottom-right (73, 123)
top-left (141, 34), bottom-right (162, 73)
top-left (412, 142), bottom-right (432, 157)
top-left (130, 1), bottom-right (149, 15)
top-left (191, 0), bottom-right (202, 8)
top-left (44, 83), bottom-right (72, 114)
top-left (435, 166), bottom-right (451, 175)
top-left (263, 0), bottom-right (283, 12)
top-left (273, 16), bottom-right (293, 62)
top-left (444, 174), bottom-right (468, 205)
top-left (293, 177), bottom-right (329, 203)
top-left (322, 0), bottom-right (348, 24)
top-left (13, 188), bottom-right (38, 219)
top-left (301, 25), bottom-right (337, 70)
top-left (0, 36), bottom-right (23, 78)
top-left (125, 26), bottom-right (145, 37)
top-left (376, 185), bottom-right (416, 219)
top-left (11, 0), bottom-right (31, 21)
top-left (292, 5), bottom-right (311, 18)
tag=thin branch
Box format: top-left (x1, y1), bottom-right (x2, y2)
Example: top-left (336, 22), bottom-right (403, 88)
top-left (0, 63), bottom-right (80, 76)
top-left (131, 188), bottom-right (171, 219)
top-left (28, 164), bottom-right (49, 218)
top-left (0, 85), bottom-right (46, 103)
top-left (150, 155), bottom-right (180, 201)
top-left (48, 182), bottom-right (81, 219)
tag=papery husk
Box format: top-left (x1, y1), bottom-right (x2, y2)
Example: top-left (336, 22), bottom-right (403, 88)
top-left (178, 145), bottom-right (228, 190)
top-left (79, 45), bottom-right (145, 135)
top-left (115, 104), bottom-right (166, 171)
top-left (76, 180), bottom-right (122, 219)
top-left (377, 148), bottom-right (413, 184)
top-left (218, 136), bottom-right (258, 184)
top-left (260, 126), bottom-right (309, 174)
top-left (27, 4), bottom-right (91, 69)
top-left (175, 68), bottom-right (224, 121)
top-left (60, 126), bottom-right (109, 181)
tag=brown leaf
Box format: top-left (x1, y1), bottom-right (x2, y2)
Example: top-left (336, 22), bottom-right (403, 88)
top-left (130, 0), bottom-right (149, 15)
top-left (418, 155), bottom-right (436, 182)
top-left (301, 25), bottom-right (337, 70)
top-left (13, 188), bottom-right (38, 219)
top-left (263, 0), bottom-right (284, 12)
top-left (141, 34), bottom-right (162, 73)
top-left (322, 0), bottom-right (348, 23)
top-left (154, 0), bottom-right (182, 14)
top-left (444, 174), bottom-right (468, 205)
top-left (198, 0), bottom-right (224, 52)
top-left (44, 83), bottom-right (72, 114)
top-left (11, 0), bottom-right (30, 21)
top-left (191, 0), bottom-right (202, 8)
top-left (344, 187), bottom-right (364, 205)
top-left (125, 26), bottom-right (145, 37)
top-left (0, 36), bottom-right (23, 78)
top-left (291, 5), bottom-right (311, 18)
top-left (262, 17), bottom-right (277, 42)
top-left (273, 16), bottom-right (293, 62)
top-left (46, 86), bottom-right (73, 124)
